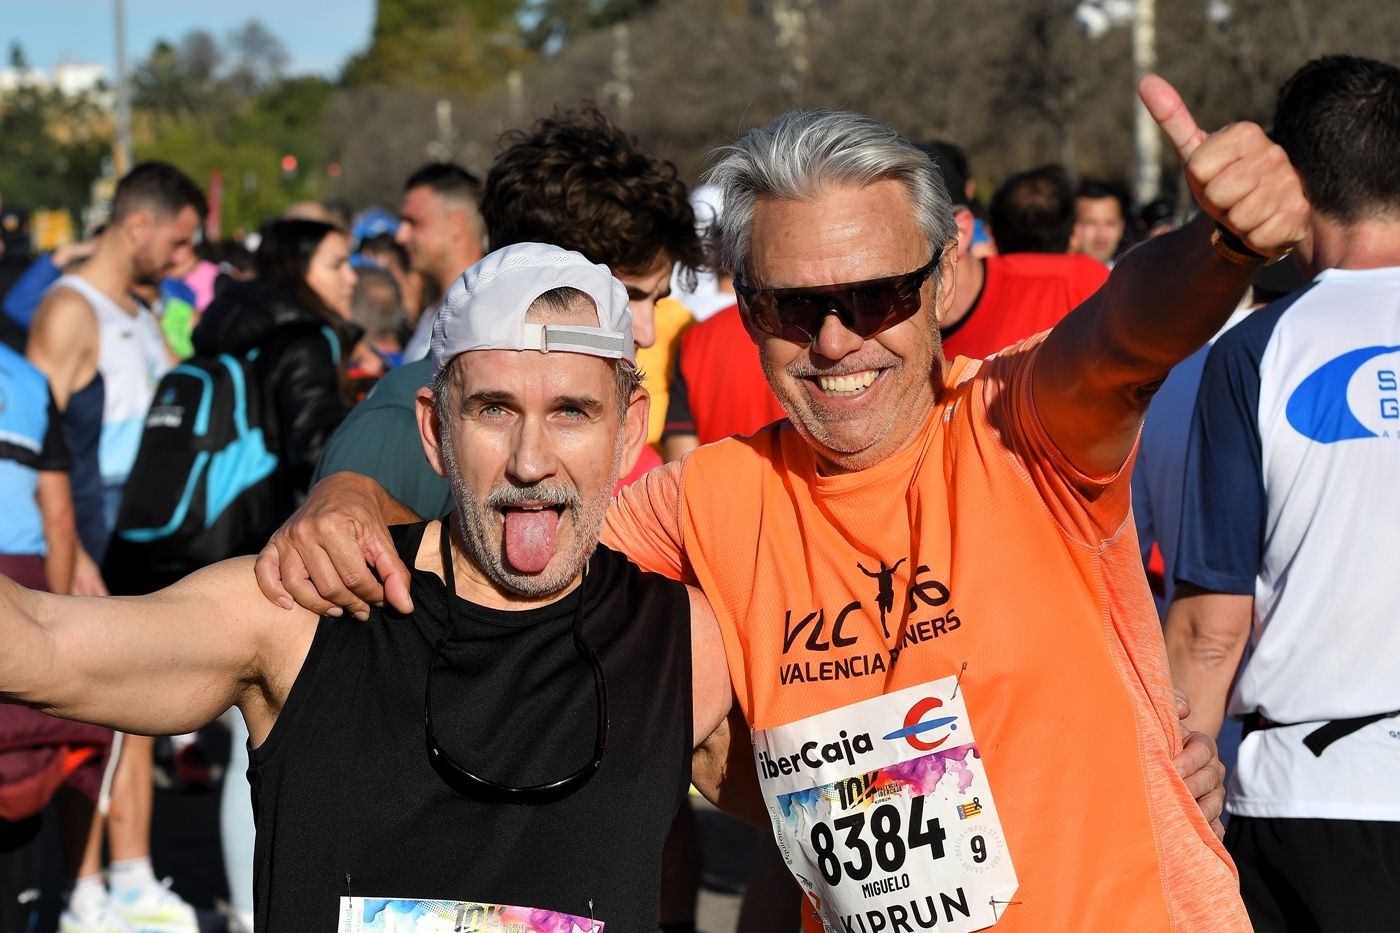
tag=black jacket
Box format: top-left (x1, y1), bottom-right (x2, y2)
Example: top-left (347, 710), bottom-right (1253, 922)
top-left (192, 281), bottom-right (361, 492)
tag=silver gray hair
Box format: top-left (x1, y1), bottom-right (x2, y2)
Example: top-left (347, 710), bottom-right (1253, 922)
top-left (707, 110), bottom-right (958, 279)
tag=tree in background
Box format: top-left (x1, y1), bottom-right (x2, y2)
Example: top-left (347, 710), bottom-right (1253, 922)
top-left (6, 0), bottom-right (1399, 239)
top-left (129, 22), bottom-right (333, 235)
top-left (521, 0), bottom-right (661, 51)
top-left (0, 42), bottom-right (110, 218)
top-left (341, 0), bottom-right (533, 93)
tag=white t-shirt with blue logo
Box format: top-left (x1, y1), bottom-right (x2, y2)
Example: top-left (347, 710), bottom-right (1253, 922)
top-left (1176, 265), bottom-right (1400, 821)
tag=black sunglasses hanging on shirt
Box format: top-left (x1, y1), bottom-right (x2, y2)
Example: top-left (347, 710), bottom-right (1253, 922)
top-left (424, 518), bottom-right (609, 804)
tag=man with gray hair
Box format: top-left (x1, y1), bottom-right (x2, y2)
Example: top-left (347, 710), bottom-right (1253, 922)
top-left (348, 264), bottom-right (406, 370)
top-left (0, 244), bottom-right (736, 932)
top-left (260, 77), bottom-right (1304, 931)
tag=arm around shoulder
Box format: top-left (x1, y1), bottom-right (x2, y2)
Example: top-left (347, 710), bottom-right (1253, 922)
top-left (692, 706), bottom-right (766, 828)
top-left (1164, 585), bottom-right (1253, 738)
top-left (602, 458), bottom-right (692, 582)
top-left (688, 585), bottom-right (730, 744)
top-left (686, 585), bottom-right (768, 827)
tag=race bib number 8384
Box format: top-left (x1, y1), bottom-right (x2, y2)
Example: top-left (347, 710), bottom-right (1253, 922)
top-left (752, 678), bottom-right (1017, 933)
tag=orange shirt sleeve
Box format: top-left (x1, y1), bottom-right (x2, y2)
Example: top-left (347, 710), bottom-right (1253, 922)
top-left (976, 335), bottom-right (1136, 547)
top-left (601, 458), bottom-right (698, 585)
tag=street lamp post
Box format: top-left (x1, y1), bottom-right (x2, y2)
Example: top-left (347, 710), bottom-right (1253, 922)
top-left (1077, 0), bottom-right (1161, 205)
top-left (113, 0), bottom-right (133, 175)
top-left (1132, 0), bottom-right (1161, 206)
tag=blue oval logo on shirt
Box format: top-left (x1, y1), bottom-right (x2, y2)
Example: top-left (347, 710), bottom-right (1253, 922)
top-left (1286, 345), bottom-right (1400, 443)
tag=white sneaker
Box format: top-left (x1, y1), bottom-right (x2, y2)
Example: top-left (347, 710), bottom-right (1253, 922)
top-left (59, 893), bottom-right (140, 933)
top-left (111, 877), bottom-right (200, 933)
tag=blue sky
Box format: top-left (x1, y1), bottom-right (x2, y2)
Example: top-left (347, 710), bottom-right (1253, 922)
top-left (2, 0), bottom-right (375, 78)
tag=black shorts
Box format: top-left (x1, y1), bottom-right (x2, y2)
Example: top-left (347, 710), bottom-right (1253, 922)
top-left (1225, 814), bottom-right (1400, 933)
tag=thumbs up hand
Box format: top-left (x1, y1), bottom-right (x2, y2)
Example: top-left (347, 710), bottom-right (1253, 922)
top-left (1139, 74), bottom-right (1309, 259)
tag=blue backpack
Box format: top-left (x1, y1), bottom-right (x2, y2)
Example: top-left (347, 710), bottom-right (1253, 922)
top-left (104, 348), bottom-right (293, 593)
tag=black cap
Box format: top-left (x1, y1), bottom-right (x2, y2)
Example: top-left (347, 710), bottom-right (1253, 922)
top-left (916, 143), bottom-right (970, 209)
top-left (1139, 198), bottom-right (1176, 230)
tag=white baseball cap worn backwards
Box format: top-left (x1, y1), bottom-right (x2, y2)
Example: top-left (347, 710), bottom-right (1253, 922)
top-left (429, 242), bottom-right (635, 376)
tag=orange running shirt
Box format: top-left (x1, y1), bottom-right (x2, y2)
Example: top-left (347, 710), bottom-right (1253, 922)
top-left (603, 336), bottom-right (1249, 932)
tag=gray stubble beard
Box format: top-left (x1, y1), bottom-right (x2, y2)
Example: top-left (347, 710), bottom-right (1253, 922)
top-left (437, 425), bottom-right (626, 600)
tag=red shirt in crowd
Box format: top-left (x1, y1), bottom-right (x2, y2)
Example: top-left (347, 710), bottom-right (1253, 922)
top-left (663, 305), bottom-right (787, 445)
top-left (941, 253), bottom-right (1109, 360)
top-left (615, 444), bottom-right (662, 493)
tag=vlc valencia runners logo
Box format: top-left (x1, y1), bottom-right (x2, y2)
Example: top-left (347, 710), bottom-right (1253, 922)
top-left (858, 557), bottom-right (906, 639)
top-left (883, 696), bottom-right (960, 751)
top-left (778, 559), bottom-right (961, 686)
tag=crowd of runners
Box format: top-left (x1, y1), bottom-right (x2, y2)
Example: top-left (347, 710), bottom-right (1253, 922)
top-left (0, 50), bottom-right (1396, 933)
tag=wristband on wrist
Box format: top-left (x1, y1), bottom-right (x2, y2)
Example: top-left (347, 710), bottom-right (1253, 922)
top-left (1211, 224), bottom-right (1292, 267)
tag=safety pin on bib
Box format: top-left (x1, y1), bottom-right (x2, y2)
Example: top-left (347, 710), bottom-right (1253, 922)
top-left (950, 661), bottom-right (968, 699)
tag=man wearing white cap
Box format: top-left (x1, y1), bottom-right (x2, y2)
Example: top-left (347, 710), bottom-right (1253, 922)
top-left (0, 243), bottom-right (735, 932)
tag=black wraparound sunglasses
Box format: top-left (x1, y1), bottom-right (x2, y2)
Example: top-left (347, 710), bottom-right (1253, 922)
top-left (733, 252), bottom-right (941, 343)
top-left (425, 518), bottom-right (608, 804)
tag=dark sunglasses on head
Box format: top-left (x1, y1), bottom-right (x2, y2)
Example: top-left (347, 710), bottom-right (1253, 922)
top-left (734, 251), bottom-right (941, 343)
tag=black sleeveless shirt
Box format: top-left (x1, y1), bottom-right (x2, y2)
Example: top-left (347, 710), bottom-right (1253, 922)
top-left (248, 522), bottom-right (693, 932)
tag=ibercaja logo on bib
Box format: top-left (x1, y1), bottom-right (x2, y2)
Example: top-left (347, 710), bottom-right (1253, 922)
top-left (752, 678), bottom-right (1018, 932)
top-left (757, 729), bottom-right (877, 779)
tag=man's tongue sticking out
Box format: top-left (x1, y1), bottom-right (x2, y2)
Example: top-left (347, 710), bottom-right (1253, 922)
top-left (502, 507), bottom-right (562, 573)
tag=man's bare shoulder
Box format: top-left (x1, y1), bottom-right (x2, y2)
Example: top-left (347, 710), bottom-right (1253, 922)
top-left (149, 557), bottom-right (322, 632)
top-left (34, 283), bottom-right (97, 325)
top-left (30, 287), bottom-right (97, 348)
top-left (155, 557), bottom-right (323, 731)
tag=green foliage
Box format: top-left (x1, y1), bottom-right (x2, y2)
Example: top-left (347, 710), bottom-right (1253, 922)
top-left (522, 0), bottom-right (660, 52)
top-left (137, 75), bottom-right (337, 235)
top-left (342, 0), bottom-right (535, 92)
top-left (0, 84), bottom-right (109, 214)
top-left (132, 39), bottom-right (220, 120)
top-left (120, 22), bottom-right (346, 235)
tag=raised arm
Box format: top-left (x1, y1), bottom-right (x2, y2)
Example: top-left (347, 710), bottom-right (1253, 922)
top-left (0, 558), bottom-right (317, 743)
top-left (2, 252), bottom-right (62, 330)
top-left (1033, 76), bottom-right (1309, 476)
